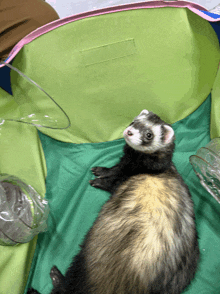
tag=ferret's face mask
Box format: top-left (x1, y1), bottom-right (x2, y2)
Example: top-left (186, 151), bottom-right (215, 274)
top-left (123, 110), bottom-right (174, 153)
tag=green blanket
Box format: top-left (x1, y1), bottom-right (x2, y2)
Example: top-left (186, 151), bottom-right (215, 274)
top-left (26, 95), bottom-right (220, 293)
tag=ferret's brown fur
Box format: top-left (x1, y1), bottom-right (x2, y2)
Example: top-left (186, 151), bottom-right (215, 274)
top-left (86, 166), bottom-right (197, 294)
top-left (28, 110), bottom-right (199, 294)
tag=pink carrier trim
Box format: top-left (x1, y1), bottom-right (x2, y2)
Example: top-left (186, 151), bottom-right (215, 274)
top-left (0, 1), bottom-right (215, 68)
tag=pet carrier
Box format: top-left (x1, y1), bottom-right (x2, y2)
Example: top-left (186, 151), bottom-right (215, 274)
top-left (0, 1), bottom-right (220, 293)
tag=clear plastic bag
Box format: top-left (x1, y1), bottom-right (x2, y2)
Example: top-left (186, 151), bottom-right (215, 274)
top-left (0, 61), bottom-right (70, 129)
top-left (0, 61), bottom-right (67, 245)
top-left (190, 138), bottom-right (220, 204)
top-left (0, 174), bottom-right (49, 246)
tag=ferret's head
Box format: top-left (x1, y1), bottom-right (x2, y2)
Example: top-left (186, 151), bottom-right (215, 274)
top-left (123, 110), bottom-right (175, 153)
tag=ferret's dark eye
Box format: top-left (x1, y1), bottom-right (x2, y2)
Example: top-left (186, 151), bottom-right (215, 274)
top-left (146, 132), bottom-right (153, 140)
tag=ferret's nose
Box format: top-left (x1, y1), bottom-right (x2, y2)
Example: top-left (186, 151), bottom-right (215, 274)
top-left (127, 130), bottom-right (133, 136)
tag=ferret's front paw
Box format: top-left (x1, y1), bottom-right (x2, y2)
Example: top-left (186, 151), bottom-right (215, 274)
top-left (91, 166), bottom-right (107, 178)
top-left (89, 178), bottom-right (106, 189)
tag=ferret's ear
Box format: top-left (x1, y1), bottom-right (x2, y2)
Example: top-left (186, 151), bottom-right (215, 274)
top-left (139, 109), bottom-right (149, 116)
top-left (164, 125), bottom-right (174, 144)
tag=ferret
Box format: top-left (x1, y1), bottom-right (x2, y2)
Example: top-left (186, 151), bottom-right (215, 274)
top-left (28, 109), bottom-right (200, 294)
